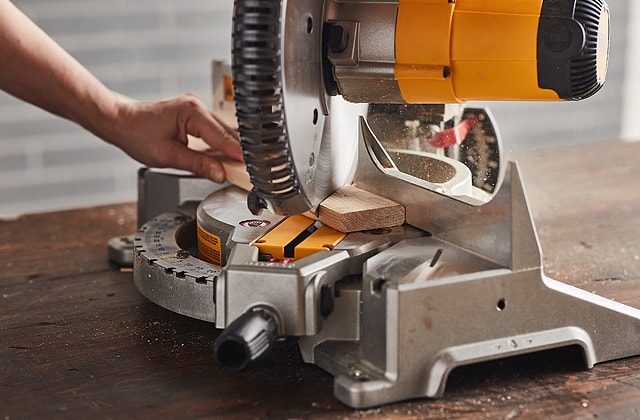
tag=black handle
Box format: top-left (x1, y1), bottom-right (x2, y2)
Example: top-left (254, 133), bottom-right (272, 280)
top-left (214, 309), bottom-right (279, 371)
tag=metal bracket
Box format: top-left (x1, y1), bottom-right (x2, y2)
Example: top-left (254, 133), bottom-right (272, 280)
top-left (299, 151), bottom-right (640, 408)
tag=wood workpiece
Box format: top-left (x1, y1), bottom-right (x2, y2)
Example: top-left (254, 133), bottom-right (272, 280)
top-left (314, 185), bottom-right (405, 232)
top-left (2, 140), bottom-right (640, 418)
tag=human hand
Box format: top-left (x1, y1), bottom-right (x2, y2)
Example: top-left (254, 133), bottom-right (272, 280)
top-left (106, 93), bottom-right (244, 184)
top-left (0, 1), bottom-right (243, 184)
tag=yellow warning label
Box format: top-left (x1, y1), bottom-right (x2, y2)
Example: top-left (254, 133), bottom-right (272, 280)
top-left (197, 223), bottom-right (223, 266)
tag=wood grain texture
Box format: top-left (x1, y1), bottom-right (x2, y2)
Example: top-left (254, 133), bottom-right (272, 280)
top-left (316, 185), bottom-right (406, 233)
top-left (218, 154), bottom-right (253, 192)
top-left (1, 141), bottom-right (640, 418)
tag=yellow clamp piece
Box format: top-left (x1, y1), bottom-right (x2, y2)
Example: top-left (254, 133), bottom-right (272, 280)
top-left (295, 224), bottom-right (346, 260)
top-left (253, 214), bottom-right (346, 261)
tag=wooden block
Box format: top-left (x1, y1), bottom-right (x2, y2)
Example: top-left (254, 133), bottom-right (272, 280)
top-left (219, 155), bottom-right (253, 192)
top-left (183, 133), bottom-right (251, 191)
top-left (315, 185), bottom-right (405, 233)
top-left (192, 146), bottom-right (253, 192)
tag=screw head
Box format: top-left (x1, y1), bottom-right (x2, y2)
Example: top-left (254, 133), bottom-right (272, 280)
top-left (175, 250), bottom-right (190, 259)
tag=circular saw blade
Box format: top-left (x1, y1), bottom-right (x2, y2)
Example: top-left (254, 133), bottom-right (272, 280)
top-left (232, 0), bottom-right (360, 216)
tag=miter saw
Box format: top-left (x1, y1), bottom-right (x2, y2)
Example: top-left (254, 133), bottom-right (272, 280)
top-left (118, 0), bottom-right (640, 408)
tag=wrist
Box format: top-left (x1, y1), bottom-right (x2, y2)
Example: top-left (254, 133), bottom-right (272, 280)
top-left (83, 91), bottom-right (134, 147)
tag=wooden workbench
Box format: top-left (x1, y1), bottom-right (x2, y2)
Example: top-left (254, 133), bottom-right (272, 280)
top-left (2, 140), bottom-right (640, 419)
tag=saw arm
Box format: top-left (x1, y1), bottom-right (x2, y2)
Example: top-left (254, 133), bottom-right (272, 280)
top-left (232, 0), bottom-right (609, 217)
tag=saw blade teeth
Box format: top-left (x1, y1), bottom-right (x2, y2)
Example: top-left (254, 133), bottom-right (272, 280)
top-left (232, 0), bottom-right (299, 206)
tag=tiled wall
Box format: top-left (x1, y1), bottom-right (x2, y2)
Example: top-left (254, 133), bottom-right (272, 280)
top-left (482, 0), bottom-right (628, 152)
top-left (0, 0), bottom-right (628, 217)
top-left (0, 0), bottom-right (233, 217)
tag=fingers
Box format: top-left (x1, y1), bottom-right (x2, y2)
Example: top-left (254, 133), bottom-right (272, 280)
top-left (207, 117), bottom-right (243, 160)
top-left (167, 144), bottom-right (228, 183)
top-left (179, 94), bottom-right (244, 161)
top-left (110, 93), bottom-right (246, 184)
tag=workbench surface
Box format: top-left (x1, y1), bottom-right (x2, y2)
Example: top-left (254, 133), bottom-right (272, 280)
top-left (2, 141), bottom-right (640, 419)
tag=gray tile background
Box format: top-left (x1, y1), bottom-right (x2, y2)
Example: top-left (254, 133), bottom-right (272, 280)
top-left (0, 0), bottom-right (633, 217)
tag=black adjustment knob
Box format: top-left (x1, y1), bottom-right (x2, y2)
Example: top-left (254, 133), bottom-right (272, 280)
top-left (214, 309), bottom-right (279, 371)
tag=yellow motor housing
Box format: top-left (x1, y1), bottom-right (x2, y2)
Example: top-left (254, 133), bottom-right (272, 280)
top-left (397, 0), bottom-right (609, 103)
top-left (327, 0), bottom-right (610, 104)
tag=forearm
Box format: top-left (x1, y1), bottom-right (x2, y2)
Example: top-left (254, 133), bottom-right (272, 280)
top-left (0, 0), bottom-right (119, 139)
top-left (0, 0), bottom-right (243, 183)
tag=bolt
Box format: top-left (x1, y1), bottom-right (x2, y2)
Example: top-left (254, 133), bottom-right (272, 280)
top-left (176, 250), bottom-right (190, 259)
top-left (443, 66), bottom-right (451, 79)
top-left (173, 216), bottom-right (187, 225)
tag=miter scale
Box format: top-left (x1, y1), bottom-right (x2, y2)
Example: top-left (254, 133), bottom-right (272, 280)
top-left (120, 0), bottom-right (640, 408)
